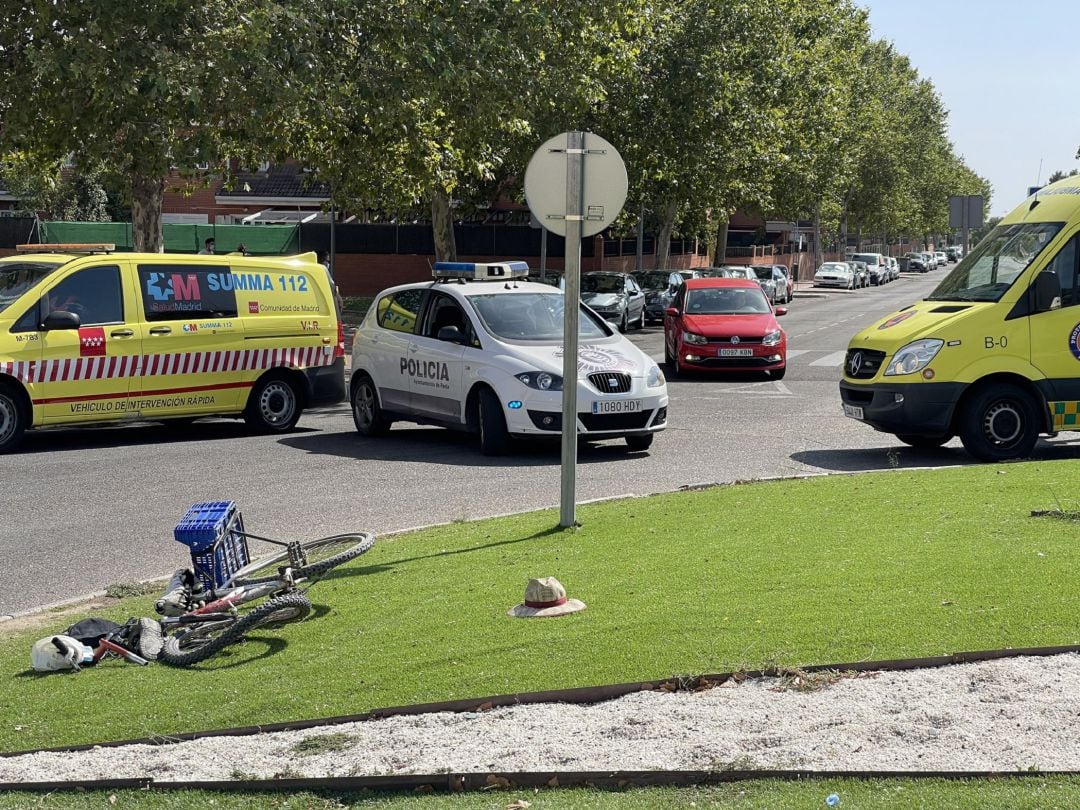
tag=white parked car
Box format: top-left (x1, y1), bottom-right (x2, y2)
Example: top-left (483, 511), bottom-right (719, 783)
top-left (813, 262), bottom-right (856, 289)
top-left (350, 262), bottom-right (669, 455)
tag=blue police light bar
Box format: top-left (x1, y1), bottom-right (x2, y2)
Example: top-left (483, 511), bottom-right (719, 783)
top-left (433, 261), bottom-right (530, 281)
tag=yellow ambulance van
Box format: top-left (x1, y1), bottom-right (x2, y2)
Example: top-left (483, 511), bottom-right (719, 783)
top-left (840, 176), bottom-right (1080, 461)
top-left (0, 245), bottom-right (344, 452)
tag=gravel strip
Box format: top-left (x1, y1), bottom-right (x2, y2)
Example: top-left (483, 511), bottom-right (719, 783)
top-left (3, 654), bottom-right (1079, 782)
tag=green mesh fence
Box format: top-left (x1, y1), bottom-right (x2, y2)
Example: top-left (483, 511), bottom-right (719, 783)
top-left (38, 222), bottom-right (301, 255)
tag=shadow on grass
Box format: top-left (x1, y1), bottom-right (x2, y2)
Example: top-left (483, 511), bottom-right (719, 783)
top-left (178, 635), bottom-right (290, 671)
top-left (318, 526), bottom-right (568, 581)
top-left (792, 436), bottom-right (1080, 473)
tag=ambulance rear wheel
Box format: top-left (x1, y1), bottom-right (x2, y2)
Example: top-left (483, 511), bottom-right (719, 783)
top-left (477, 386), bottom-right (511, 456)
top-left (0, 383), bottom-right (27, 454)
top-left (352, 374), bottom-right (392, 436)
top-left (245, 374), bottom-right (302, 433)
top-left (958, 384), bottom-right (1039, 462)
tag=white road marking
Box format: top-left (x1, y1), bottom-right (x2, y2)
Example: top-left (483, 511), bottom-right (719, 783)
top-left (810, 350), bottom-right (847, 367)
top-left (786, 349), bottom-right (810, 359)
top-left (773, 380), bottom-right (793, 395)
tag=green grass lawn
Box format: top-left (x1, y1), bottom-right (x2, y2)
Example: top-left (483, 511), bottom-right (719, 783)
top-left (5, 779), bottom-right (1080, 809)
top-left (2, 461), bottom-right (1079, 767)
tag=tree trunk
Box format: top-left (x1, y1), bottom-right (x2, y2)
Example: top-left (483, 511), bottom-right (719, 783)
top-left (653, 201), bottom-right (678, 270)
top-left (840, 189), bottom-right (851, 257)
top-left (131, 174), bottom-right (165, 253)
top-left (813, 202), bottom-right (824, 269)
top-left (712, 214), bottom-right (730, 266)
top-left (431, 188), bottom-right (457, 262)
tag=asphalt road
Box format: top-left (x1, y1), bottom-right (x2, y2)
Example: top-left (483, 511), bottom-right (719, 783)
top-left (5, 270), bottom-right (1080, 616)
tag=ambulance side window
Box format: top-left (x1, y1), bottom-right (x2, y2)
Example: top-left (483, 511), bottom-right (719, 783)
top-left (1045, 234), bottom-right (1080, 308)
top-left (376, 290), bottom-right (423, 334)
top-left (44, 265), bottom-right (123, 326)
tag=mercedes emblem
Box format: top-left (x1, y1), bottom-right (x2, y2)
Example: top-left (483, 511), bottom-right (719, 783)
top-left (848, 351), bottom-right (863, 376)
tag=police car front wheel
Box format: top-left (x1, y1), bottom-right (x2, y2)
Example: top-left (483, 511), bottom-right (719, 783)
top-left (245, 374), bottom-right (302, 433)
top-left (0, 384), bottom-right (27, 453)
top-left (477, 386), bottom-right (511, 456)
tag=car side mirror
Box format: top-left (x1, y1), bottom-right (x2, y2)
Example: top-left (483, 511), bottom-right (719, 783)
top-left (43, 310), bottom-right (81, 330)
top-left (774, 307), bottom-right (788, 317)
top-left (437, 325), bottom-right (468, 344)
top-left (665, 306), bottom-right (679, 317)
top-left (1033, 271), bottom-right (1062, 312)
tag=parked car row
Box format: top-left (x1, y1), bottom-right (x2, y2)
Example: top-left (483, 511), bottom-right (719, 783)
top-left (905, 250), bottom-right (948, 273)
top-left (815, 253), bottom-right (899, 289)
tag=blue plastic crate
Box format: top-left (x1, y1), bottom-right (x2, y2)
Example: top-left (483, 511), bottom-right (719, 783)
top-left (174, 501), bottom-right (250, 590)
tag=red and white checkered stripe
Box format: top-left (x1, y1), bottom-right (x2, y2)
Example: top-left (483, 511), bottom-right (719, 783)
top-left (0, 346), bottom-right (333, 385)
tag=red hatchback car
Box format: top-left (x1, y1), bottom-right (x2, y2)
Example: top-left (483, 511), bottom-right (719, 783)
top-left (663, 278), bottom-right (788, 378)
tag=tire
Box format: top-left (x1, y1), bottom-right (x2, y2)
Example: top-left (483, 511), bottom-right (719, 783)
top-left (625, 433), bottom-right (654, 452)
top-left (351, 374), bottom-right (392, 436)
top-left (958, 384), bottom-right (1040, 462)
top-left (244, 373), bottom-right (302, 433)
top-left (619, 311), bottom-right (628, 333)
top-left (769, 366), bottom-right (786, 380)
top-left (229, 533), bottom-right (376, 586)
top-left (0, 383), bottom-right (27, 454)
top-left (159, 592), bottom-right (312, 667)
top-left (896, 433), bottom-right (953, 449)
top-left (477, 386), bottom-right (511, 456)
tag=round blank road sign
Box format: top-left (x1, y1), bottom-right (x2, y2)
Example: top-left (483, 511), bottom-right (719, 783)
top-left (524, 132), bottom-right (628, 238)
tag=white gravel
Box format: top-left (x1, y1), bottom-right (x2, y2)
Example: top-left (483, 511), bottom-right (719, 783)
top-left (3, 654), bottom-right (1079, 783)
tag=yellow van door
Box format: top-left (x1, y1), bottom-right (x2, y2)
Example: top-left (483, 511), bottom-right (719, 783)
top-left (131, 262), bottom-right (246, 417)
top-left (34, 262), bottom-right (139, 424)
top-left (1029, 232), bottom-right (1080, 426)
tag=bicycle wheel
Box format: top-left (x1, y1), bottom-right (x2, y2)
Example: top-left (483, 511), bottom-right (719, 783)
top-left (158, 592), bottom-right (312, 667)
top-left (229, 533), bottom-right (375, 586)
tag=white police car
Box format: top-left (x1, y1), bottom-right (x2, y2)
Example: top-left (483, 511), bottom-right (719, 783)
top-left (350, 261), bottom-right (668, 455)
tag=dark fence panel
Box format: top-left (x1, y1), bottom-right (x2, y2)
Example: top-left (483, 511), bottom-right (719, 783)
top-left (299, 222), bottom-right (588, 258)
top-left (0, 217), bottom-right (39, 248)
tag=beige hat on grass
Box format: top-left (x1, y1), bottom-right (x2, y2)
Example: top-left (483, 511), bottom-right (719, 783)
top-left (508, 577), bottom-right (586, 618)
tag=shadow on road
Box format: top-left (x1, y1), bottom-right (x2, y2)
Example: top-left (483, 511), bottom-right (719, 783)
top-left (279, 428), bottom-right (651, 466)
top-left (14, 419), bottom-right (322, 455)
top-left (792, 437), bottom-right (1080, 473)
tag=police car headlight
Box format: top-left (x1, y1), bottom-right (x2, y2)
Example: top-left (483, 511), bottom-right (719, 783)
top-left (647, 363), bottom-right (665, 388)
top-left (682, 331), bottom-right (707, 346)
top-left (884, 339), bottom-right (943, 376)
top-left (515, 371), bottom-right (563, 391)
top-left (763, 329), bottom-right (782, 346)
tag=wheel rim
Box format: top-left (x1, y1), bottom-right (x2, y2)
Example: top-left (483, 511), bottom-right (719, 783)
top-left (354, 383), bottom-right (375, 429)
top-left (0, 395), bottom-right (17, 446)
top-left (984, 400), bottom-right (1023, 446)
top-left (258, 381), bottom-right (296, 426)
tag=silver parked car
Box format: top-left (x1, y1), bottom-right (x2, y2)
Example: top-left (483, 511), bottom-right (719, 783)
top-left (814, 262), bottom-right (856, 289)
top-left (578, 271), bottom-right (647, 332)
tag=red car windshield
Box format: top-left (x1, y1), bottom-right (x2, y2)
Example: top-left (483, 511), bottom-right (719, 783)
top-left (685, 287), bottom-right (769, 315)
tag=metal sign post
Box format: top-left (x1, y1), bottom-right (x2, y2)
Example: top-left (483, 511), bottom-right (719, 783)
top-left (524, 132), bottom-right (628, 528)
top-left (560, 132), bottom-right (584, 527)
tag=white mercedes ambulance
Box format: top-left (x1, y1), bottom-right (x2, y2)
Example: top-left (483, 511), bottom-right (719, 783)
top-left (349, 262), bottom-right (669, 454)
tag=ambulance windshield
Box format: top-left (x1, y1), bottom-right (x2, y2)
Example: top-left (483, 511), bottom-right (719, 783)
top-left (927, 222), bottom-right (1063, 302)
top-left (470, 292), bottom-right (609, 341)
top-left (0, 261), bottom-right (64, 314)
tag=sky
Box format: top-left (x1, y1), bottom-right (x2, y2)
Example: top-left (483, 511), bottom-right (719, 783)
top-left (861, 0), bottom-right (1080, 216)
